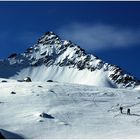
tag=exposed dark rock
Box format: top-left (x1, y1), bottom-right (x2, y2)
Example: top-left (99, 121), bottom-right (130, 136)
top-left (8, 53), bottom-right (17, 59)
top-left (24, 77), bottom-right (32, 82)
top-left (38, 85), bottom-right (43, 88)
top-left (11, 91), bottom-right (16, 94)
top-left (47, 80), bottom-right (53, 82)
top-left (17, 80), bottom-right (25, 82)
top-left (39, 112), bottom-right (54, 119)
top-left (1, 80), bottom-right (7, 83)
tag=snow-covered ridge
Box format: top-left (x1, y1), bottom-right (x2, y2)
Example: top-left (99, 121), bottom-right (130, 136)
top-left (0, 31), bottom-right (139, 88)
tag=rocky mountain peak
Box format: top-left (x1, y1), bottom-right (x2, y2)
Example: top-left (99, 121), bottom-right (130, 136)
top-left (3, 31), bottom-right (140, 89)
top-left (37, 31), bottom-right (60, 44)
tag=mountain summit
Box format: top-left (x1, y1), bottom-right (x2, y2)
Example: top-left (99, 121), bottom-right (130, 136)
top-left (0, 31), bottom-right (139, 88)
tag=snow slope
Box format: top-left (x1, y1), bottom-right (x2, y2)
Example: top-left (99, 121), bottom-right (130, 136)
top-left (1, 81), bottom-right (140, 138)
top-left (10, 65), bottom-right (114, 87)
top-left (0, 31), bottom-right (139, 89)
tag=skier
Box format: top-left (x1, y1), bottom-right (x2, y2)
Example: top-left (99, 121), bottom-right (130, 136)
top-left (119, 106), bottom-right (123, 114)
top-left (127, 108), bottom-right (130, 115)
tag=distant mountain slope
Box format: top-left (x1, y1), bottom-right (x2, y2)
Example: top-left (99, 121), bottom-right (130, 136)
top-left (0, 31), bottom-right (139, 88)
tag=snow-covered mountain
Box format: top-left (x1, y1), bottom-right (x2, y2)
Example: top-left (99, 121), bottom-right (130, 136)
top-left (0, 31), bottom-right (139, 88)
top-left (1, 32), bottom-right (140, 139)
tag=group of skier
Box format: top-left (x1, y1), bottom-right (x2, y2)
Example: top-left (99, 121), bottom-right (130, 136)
top-left (119, 106), bottom-right (130, 115)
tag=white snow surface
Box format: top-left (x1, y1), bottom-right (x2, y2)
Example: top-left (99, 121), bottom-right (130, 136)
top-left (10, 65), bottom-right (114, 88)
top-left (1, 81), bottom-right (140, 138)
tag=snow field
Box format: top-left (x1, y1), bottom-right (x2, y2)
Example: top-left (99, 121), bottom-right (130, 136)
top-left (0, 81), bottom-right (140, 138)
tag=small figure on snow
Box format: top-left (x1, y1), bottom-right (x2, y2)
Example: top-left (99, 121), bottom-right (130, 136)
top-left (119, 106), bottom-right (123, 114)
top-left (127, 108), bottom-right (130, 115)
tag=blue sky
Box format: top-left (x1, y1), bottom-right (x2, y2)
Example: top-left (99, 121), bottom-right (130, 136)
top-left (0, 1), bottom-right (140, 79)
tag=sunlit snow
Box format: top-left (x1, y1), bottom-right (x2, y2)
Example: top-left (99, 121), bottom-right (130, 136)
top-left (0, 80), bottom-right (140, 138)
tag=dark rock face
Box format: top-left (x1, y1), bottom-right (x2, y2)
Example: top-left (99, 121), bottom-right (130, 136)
top-left (8, 53), bottom-right (17, 59)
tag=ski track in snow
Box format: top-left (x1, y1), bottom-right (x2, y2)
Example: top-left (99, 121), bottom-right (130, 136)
top-left (0, 80), bottom-right (140, 138)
